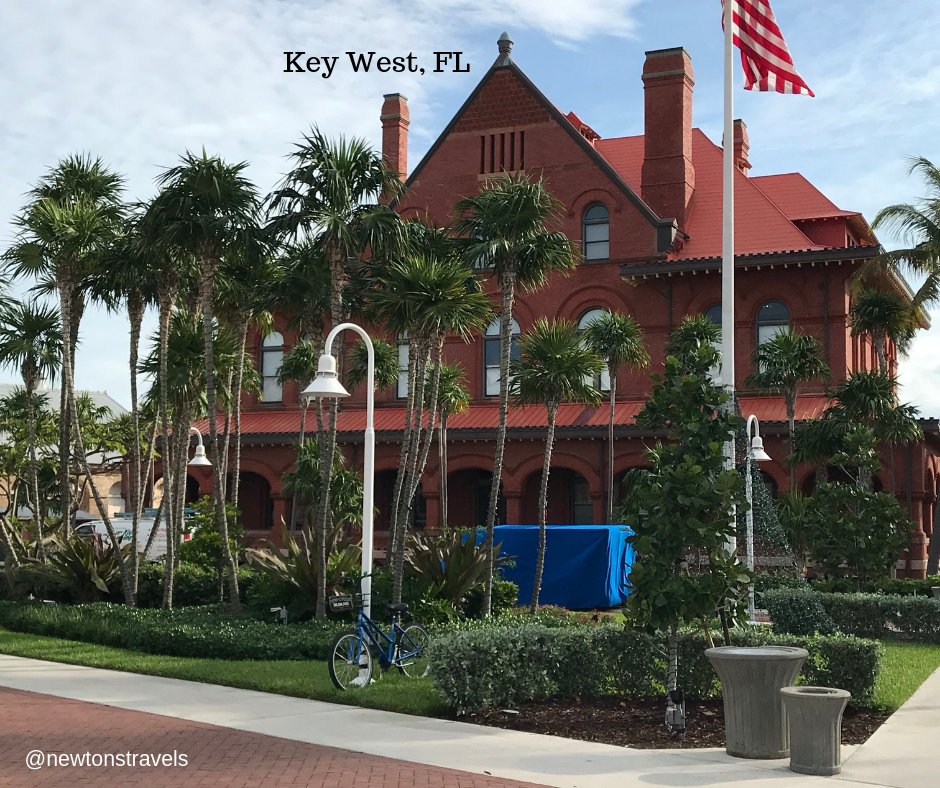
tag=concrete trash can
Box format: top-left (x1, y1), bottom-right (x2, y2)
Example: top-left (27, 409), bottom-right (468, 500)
top-left (706, 646), bottom-right (808, 759)
top-left (780, 686), bottom-right (851, 776)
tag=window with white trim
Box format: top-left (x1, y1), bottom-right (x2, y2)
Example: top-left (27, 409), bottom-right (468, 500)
top-left (397, 334), bottom-right (409, 399)
top-left (756, 300), bottom-right (790, 371)
top-left (261, 332), bottom-right (284, 403)
top-left (484, 317), bottom-right (521, 397)
top-left (576, 308), bottom-right (611, 391)
top-left (704, 304), bottom-right (722, 384)
top-left (583, 204), bottom-right (610, 261)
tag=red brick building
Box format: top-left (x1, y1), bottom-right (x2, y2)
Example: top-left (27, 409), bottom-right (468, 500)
top-left (191, 37), bottom-right (940, 576)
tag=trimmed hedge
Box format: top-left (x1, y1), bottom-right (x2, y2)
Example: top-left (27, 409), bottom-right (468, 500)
top-left (766, 587), bottom-right (940, 644)
top-left (430, 622), bottom-right (881, 714)
top-left (810, 577), bottom-right (940, 597)
top-left (0, 601), bottom-right (346, 660)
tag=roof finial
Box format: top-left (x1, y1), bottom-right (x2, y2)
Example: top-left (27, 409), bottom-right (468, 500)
top-left (495, 31), bottom-right (514, 67)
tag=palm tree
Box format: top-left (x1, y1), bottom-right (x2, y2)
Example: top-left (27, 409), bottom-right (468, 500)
top-left (454, 175), bottom-right (578, 615)
top-left (583, 311), bottom-right (649, 522)
top-left (510, 318), bottom-right (602, 611)
top-left (144, 151), bottom-right (263, 609)
top-left (869, 156), bottom-right (940, 311)
top-left (3, 154), bottom-right (125, 541)
top-left (428, 363), bottom-right (470, 528)
top-left (0, 301), bottom-right (62, 559)
top-left (747, 328), bottom-right (830, 491)
top-left (268, 128), bottom-right (405, 619)
top-left (849, 289), bottom-right (915, 374)
top-left (665, 315), bottom-right (721, 367)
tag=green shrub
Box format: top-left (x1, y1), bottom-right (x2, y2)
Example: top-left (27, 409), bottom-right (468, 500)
top-left (811, 577), bottom-right (939, 597)
top-left (766, 587), bottom-right (940, 645)
top-left (0, 601), bottom-right (346, 660)
top-left (430, 621), bottom-right (880, 713)
top-left (764, 588), bottom-right (838, 635)
top-left (134, 563), bottom-right (263, 609)
top-left (463, 579), bottom-right (519, 618)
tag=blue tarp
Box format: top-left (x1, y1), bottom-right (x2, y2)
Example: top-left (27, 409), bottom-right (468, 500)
top-left (488, 525), bottom-right (635, 610)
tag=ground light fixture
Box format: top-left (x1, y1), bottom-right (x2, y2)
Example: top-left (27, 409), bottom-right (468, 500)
top-left (745, 414), bottom-right (772, 621)
top-left (188, 426), bottom-right (212, 467)
top-left (301, 322), bottom-right (375, 620)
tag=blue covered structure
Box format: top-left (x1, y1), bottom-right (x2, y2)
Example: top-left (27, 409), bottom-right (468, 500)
top-left (490, 525), bottom-right (635, 610)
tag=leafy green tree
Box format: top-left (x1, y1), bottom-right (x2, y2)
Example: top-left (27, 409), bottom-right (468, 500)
top-left (510, 318), bottom-right (602, 610)
top-left (747, 328), bottom-right (829, 490)
top-left (268, 128), bottom-right (405, 619)
top-left (145, 151), bottom-right (264, 610)
top-left (620, 339), bottom-right (750, 702)
top-left (849, 289), bottom-right (915, 374)
top-left (454, 176), bottom-right (578, 615)
top-left (583, 310), bottom-right (649, 522)
top-left (665, 314), bottom-right (720, 361)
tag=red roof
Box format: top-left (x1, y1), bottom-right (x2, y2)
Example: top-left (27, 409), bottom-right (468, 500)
top-left (199, 396), bottom-right (831, 438)
top-left (595, 130), bottom-right (825, 259)
top-left (750, 173), bottom-right (853, 220)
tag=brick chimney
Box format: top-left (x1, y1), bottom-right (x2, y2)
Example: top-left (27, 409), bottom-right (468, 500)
top-left (641, 48), bottom-right (695, 228)
top-left (381, 93), bottom-right (409, 181)
top-left (733, 118), bottom-right (751, 175)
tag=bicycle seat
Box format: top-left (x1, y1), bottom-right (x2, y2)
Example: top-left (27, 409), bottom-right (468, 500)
top-left (386, 602), bottom-right (409, 613)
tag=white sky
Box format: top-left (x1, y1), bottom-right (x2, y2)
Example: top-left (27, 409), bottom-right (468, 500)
top-left (1, 0), bottom-right (937, 414)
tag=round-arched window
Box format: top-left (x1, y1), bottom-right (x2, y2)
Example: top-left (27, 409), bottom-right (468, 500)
top-left (577, 308), bottom-right (611, 391)
top-left (583, 204), bottom-right (610, 261)
top-left (757, 300), bottom-right (790, 346)
top-left (485, 317), bottom-right (521, 396)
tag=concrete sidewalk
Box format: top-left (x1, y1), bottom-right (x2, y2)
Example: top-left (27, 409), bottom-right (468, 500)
top-left (0, 653), bottom-right (936, 787)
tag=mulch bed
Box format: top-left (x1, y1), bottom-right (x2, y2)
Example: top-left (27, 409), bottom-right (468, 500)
top-left (455, 697), bottom-right (891, 749)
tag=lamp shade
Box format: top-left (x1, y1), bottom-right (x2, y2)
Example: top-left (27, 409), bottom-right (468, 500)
top-left (301, 354), bottom-right (350, 400)
top-left (188, 444), bottom-right (212, 467)
top-left (750, 435), bottom-right (772, 462)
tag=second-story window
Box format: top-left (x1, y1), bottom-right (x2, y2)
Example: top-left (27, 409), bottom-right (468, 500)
top-left (583, 203), bottom-right (610, 261)
top-left (577, 309), bottom-right (611, 391)
top-left (704, 304), bottom-right (723, 384)
top-left (261, 332), bottom-right (284, 403)
top-left (485, 317), bottom-right (521, 397)
top-left (756, 300), bottom-right (790, 371)
top-left (397, 333), bottom-right (409, 399)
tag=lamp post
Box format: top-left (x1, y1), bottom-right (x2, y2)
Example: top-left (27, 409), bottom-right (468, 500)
top-left (745, 414), bottom-right (772, 621)
top-left (301, 322), bottom-right (375, 618)
top-left (188, 426), bottom-right (212, 467)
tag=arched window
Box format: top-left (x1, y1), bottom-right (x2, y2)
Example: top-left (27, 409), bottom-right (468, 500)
top-left (261, 332), bottom-right (284, 403)
top-left (756, 300), bottom-right (790, 371)
top-left (485, 317), bottom-right (521, 397)
top-left (582, 204), bottom-right (610, 261)
top-left (703, 303), bottom-right (723, 383)
top-left (108, 481), bottom-right (124, 515)
top-left (397, 333), bottom-right (409, 399)
top-left (577, 309), bottom-right (611, 391)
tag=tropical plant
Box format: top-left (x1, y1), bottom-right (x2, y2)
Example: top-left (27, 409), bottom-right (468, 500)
top-left (427, 363), bottom-right (470, 528)
top-left (144, 150), bottom-right (264, 610)
top-left (0, 301), bottom-right (62, 560)
top-left (267, 128), bottom-right (405, 619)
top-left (620, 337), bottom-right (750, 712)
top-left (776, 490), bottom-right (813, 571)
top-left (665, 314), bottom-right (721, 364)
top-left (510, 318), bottom-right (603, 610)
top-left (20, 534), bottom-right (131, 603)
top-left (454, 175), bottom-right (578, 615)
top-left (368, 238), bottom-right (492, 604)
top-left (849, 289), bottom-right (915, 374)
top-left (747, 328), bottom-right (829, 490)
top-left (582, 310), bottom-right (649, 522)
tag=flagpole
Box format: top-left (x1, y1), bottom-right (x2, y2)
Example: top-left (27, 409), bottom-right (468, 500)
top-left (722, 0), bottom-right (737, 556)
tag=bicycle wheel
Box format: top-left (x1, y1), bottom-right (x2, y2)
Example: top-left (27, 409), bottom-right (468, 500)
top-left (396, 623), bottom-right (430, 678)
top-left (329, 631), bottom-right (373, 690)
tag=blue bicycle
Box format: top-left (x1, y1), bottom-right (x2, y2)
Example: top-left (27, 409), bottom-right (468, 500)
top-left (327, 586), bottom-right (430, 690)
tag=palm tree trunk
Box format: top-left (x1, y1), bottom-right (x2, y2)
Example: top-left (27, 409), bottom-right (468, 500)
top-left (607, 370), bottom-right (617, 524)
top-left (439, 415), bottom-right (448, 528)
top-left (198, 251), bottom-right (239, 609)
top-left (875, 330), bottom-right (888, 374)
top-left (24, 375), bottom-right (45, 562)
top-left (407, 337), bottom-right (444, 512)
top-left (127, 295), bottom-right (144, 595)
top-left (530, 400), bottom-right (557, 612)
top-left (787, 395), bottom-right (797, 492)
top-left (229, 318), bottom-right (249, 524)
top-left (390, 334), bottom-right (420, 560)
top-left (484, 269), bottom-right (516, 616)
top-left (57, 281), bottom-right (73, 538)
top-left (158, 288), bottom-right (177, 609)
top-left (290, 401), bottom-right (308, 530)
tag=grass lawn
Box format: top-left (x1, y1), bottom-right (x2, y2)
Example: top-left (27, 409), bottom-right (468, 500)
top-left (875, 641), bottom-right (940, 711)
top-left (0, 627), bottom-right (444, 717)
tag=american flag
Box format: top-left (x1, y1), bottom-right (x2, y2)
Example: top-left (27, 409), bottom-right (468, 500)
top-left (723, 0), bottom-right (814, 96)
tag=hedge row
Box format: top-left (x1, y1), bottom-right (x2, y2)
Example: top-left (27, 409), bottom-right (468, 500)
top-left (0, 601), bottom-right (346, 660)
top-left (430, 622), bottom-right (881, 714)
top-left (809, 577), bottom-right (940, 597)
top-left (765, 587), bottom-right (940, 643)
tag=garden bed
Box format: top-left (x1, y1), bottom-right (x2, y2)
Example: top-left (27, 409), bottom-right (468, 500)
top-left (457, 696), bottom-right (891, 749)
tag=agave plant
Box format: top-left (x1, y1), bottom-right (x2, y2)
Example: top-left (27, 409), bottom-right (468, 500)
top-left (19, 534), bottom-right (130, 603)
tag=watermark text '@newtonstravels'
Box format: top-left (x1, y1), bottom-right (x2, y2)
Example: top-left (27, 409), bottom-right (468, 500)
top-left (26, 749), bottom-right (189, 770)
top-left (283, 51), bottom-right (470, 77)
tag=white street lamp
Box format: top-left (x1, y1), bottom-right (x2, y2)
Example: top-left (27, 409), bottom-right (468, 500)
top-left (745, 414), bottom-right (772, 621)
top-left (188, 426), bottom-right (212, 467)
top-left (301, 322), bottom-right (375, 619)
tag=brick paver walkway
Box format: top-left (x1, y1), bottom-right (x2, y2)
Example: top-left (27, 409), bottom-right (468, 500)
top-left (0, 687), bottom-right (547, 787)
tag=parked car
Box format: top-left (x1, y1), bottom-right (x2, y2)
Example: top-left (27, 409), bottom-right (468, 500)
top-left (76, 514), bottom-right (192, 559)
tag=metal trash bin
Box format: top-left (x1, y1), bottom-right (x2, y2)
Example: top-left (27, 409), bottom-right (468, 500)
top-left (706, 646), bottom-right (808, 759)
top-left (780, 686), bottom-right (851, 776)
